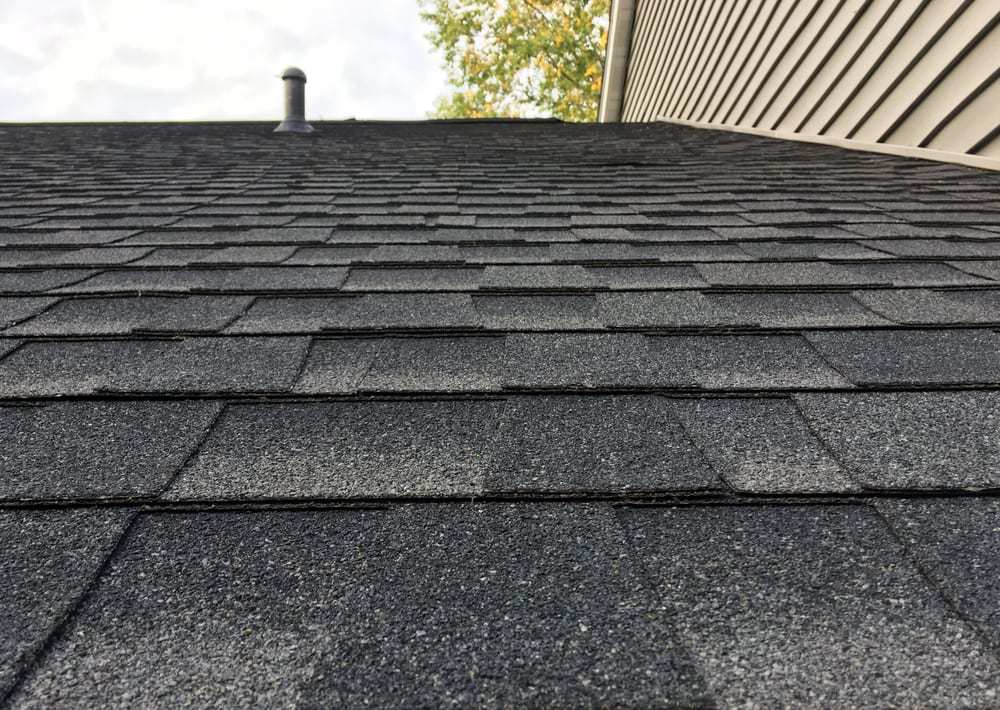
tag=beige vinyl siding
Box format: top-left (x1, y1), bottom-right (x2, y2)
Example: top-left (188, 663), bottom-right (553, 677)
top-left (614, 0), bottom-right (1000, 164)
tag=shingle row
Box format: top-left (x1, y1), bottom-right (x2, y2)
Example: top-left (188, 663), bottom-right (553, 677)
top-left (5, 502), bottom-right (1000, 708)
top-left (4, 330), bottom-right (1000, 394)
top-left (2, 392), bottom-right (998, 501)
top-left (12, 291), bottom-right (1000, 334)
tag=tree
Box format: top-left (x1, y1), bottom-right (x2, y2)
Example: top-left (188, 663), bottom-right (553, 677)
top-left (419, 0), bottom-right (610, 122)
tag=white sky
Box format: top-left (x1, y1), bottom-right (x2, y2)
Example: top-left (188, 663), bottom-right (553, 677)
top-left (0, 0), bottom-right (450, 121)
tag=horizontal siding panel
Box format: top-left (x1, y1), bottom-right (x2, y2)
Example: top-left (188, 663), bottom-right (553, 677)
top-left (617, 0), bottom-right (997, 166)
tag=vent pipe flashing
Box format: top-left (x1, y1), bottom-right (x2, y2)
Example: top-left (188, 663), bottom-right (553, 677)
top-left (274, 67), bottom-right (314, 133)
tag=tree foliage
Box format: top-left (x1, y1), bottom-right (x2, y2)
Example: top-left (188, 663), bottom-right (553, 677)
top-left (419, 0), bottom-right (610, 122)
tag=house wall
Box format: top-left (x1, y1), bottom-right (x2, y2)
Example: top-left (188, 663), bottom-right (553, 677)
top-left (611, 0), bottom-right (999, 161)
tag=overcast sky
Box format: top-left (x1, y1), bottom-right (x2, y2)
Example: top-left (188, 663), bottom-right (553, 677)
top-left (0, 0), bottom-right (451, 121)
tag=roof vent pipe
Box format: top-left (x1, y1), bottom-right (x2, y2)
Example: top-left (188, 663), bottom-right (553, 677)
top-left (274, 67), bottom-right (314, 133)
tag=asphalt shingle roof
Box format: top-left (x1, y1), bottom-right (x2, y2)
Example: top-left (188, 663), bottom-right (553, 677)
top-left (1, 120), bottom-right (999, 707)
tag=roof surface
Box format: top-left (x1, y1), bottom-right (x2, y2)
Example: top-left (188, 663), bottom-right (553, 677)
top-left (1, 120), bottom-right (1000, 708)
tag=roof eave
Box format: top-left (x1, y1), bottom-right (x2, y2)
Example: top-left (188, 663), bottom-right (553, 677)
top-left (598, 0), bottom-right (637, 123)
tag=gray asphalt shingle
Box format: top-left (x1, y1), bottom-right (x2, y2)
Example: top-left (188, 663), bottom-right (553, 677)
top-left (481, 264), bottom-right (598, 289)
top-left (876, 498), bottom-right (1000, 648)
top-left (167, 401), bottom-right (501, 498)
top-left (707, 292), bottom-right (891, 328)
top-left (0, 509), bottom-right (130, 700)
top-left (853, 288), bottom-right (1000, 324)
top-left (0, 337), bottom-right (310, 395)
top-left (646, 335), bottom-right (852, 389)
top-left (0, 297), bottom-right (57, 330)
top-left (361, 336), bottom-right (505, 391)
top-left (0, 269), bottom-right (97, 293)
top-left (589, 265), bottom-right (707, 288)
top-left (473, 294), bottom-right (601, 329)
top-left (9, 507), bottom-right (710, 708)
top-left (671, 397), bottom-right (856, 493)
top-left (795, 392), bottom-right (1000, 489)
top-left (502, 333), bottom-right (659, 388)
top-left (3, 119), bottom-right (1000, 706)
top-left (0, 401), bottom-right (221, 498)
top-left (597, 291), bottom-right (733, 328)
top-left (342, 267), bottom-right (482, 291)
top-left (487, 396), bottom-right (719, 492)
top-left (622, 505), bottom-right (1000, 708)
top-left (805, 329), bottom-right (1000, 385)
top-left (5, 296), bottom-right (251, 335)
top-left (232, 294), bottom-right (478, 332)
top-left (291, 338), bottom-right (380, 393)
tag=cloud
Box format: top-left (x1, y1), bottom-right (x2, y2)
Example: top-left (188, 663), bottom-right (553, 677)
top-left (0, 0), bottom-right (449, 121)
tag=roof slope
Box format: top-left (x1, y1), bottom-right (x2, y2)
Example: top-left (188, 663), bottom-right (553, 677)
top-left (1, 120), bottom-right (1000, 707)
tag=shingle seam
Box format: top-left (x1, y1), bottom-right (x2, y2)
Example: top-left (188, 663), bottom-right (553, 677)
top-left (871, 503), bottom-right (1000, 660)
top-left (15, 323), bottom-right (1000, 341)
top-left (787, 394), bottom-right (866, 491)
top-left (0, 509), bottom-right (140, 707)
top-left (157, 403), bottom-right (229, 499)
top-left (4, 493), bottom-right (1000, 514)
top-left (288, 335), bottom-right (321, 391)
top-left (217, 294), bottom-right (260, 332)
top-left (658, 395), bottom-right (737, 496)
top-left (10, 383), bottom-right (1000, 405)
top-left (606, 506), bottom-right (719, 708)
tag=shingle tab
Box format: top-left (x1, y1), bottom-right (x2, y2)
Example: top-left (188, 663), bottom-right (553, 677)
top-left (735, 240), bottom-right (888, 260)
top-left (0, 509), bottom-right (130, 699)
top-left (167, 401), bottom-right (501, 498)
top-left (0, 247), bottom-right (151, 267)
top-left (50, 269), bottom-right (235, 293)
top-left (502, 333), bottom-right (661, 387)
top-left (597, 291), bottom-right (733, 328)
top-left (622, 505), bottom-right (1000, 709)
top-left (369, 244), bottom-right (463, 263)
top-left (840, 262), bottom-right (989, 286)
top-left (342, 267), bottom-right (482, 291)
top-left (646, 335), bottom-right (851, 389)
top-left (473, 294), bottom-right (601, 329)
top-left (361, 336), bottom-right (504, 391)
top-left (0, 269), bottom-right (97, 293)
top-left (10, 508), bottom-right (710, 708)
top-left (0, 401), bottom-right (221, 498)
top-left (481, 264), bottom-right (598, 289)
top-left (6, 295), bottom-right (251, 335)
top-left (487, 396), bottom-right (719, 492)
top-left (0, 337), bottom-right (310, 395)
top-left (283, 246), bottom-right (373, 264)
top-left (876, 498), bottom-right (1000, 648)
top-left (0, 230), bottom-right (136, 246)
top-left (120, 227), bottom-right (329, 246)
top-left (795, 392), bottom-right (1000, 489)
top-left (287, 338), bottom-right (377, 393)
top-left (853, 288), bottom-right (1000, 324)
top-left (671, 397), bottom-right (856, 493)
top-left (805, 329), bottom-right (1000, 385)
top-left (696, 262), bottom-right (860, 286)
top-left (707, 292), bottom-right (890, 327)
top-left (949, 259), bottom-right (1000, 280)
top-left (589, 265), bottom-right (707, 288)
top-left (0, 297), bottom-right (57, 329)
top-left (230, 294), bottom-right (477, 332)
top-left (459, 245), bottom-right (552, 263)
